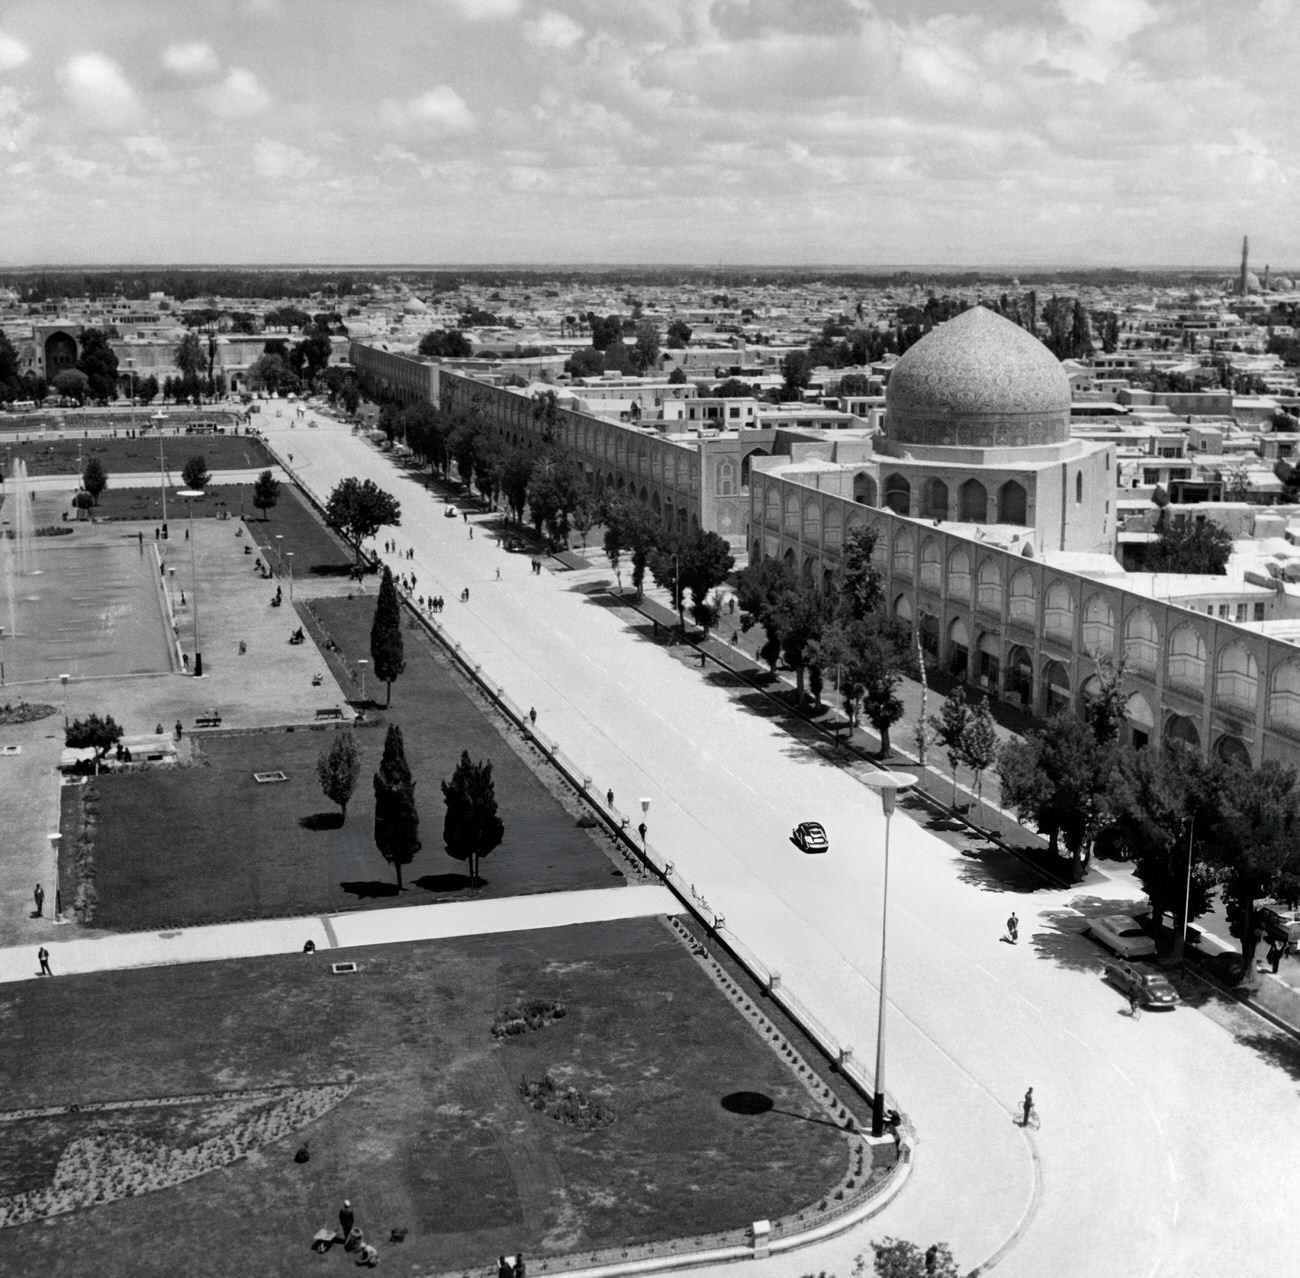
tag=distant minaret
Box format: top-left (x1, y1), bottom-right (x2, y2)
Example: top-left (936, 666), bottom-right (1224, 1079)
top-left (1265, 264), bottom-right (1271, 291)
top-left (1240, 236), bottom-right (1250, 296)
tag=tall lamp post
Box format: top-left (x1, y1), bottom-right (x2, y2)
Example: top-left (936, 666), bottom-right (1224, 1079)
top-left (861, 769), bottom-right (916, 1138)
top-left (357, 659), bottom-right (369, 705)
top-left (669, 553), bottom-right (682, 628)
top-left (286, 551), bottom-right (295, 603)
top-left (177, 489), bottom-right (204, 676)
top-left (127, 356), bottom-right (136, 436)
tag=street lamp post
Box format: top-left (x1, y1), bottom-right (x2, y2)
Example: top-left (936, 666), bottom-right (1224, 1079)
top-left (861, 769), bottom-right (917, 1139)
top-left (127, 357), bottom-right (136, 436)
top-left (275, 534), bottom-right (284, 572)
top-left (287, 551), bottom-right (295, 603)
top-left (357, 659), bottom-right (369, 705)
top-left (159, 429), bottom-right (168, 531)
top-left (60, 673), bottom-right (69, 728)
top-left (177, 489), bottom-right (204, 676)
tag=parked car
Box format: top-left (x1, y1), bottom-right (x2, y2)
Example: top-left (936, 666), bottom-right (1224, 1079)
top-left (1102, 959), bottom-right (1180, 1009)
top-left (1256, 903), bottom-right (1300, 944)
top-left (1088, 914), bottom-right (1157, 958)
top-left (791, 821), bottom-right (829, 854)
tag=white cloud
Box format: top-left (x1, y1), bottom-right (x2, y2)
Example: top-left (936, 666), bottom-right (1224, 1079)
top-left (381, 86), bottom-right (475, 135)
top-left (437, 0), bottom-right (522, 19)
top-left (525, 11), bottom-right (585, 50)
top-left (0, 30), bottom-right (31, 73)
top-left (162, 41), bottom-right (221, 79)
top-left (122, 133), bottom-right (184, 173)
top-left (251, 137), bottom-right (320, 180)
top-left (198, 67), bottom-right (271, 118)
top-left (0, 85), bottom-right (38, 153)
top-left (57, 53), bottom-right (143, 130)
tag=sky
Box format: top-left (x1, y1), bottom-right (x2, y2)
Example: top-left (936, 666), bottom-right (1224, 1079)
top-left (0, 0), bottom-right (1294, 269)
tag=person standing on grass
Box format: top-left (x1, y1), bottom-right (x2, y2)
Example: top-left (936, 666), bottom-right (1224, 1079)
top-left (33, 883), bottom-right (43, 917)
top-left (339, 1199), bottom-right (354, 1241)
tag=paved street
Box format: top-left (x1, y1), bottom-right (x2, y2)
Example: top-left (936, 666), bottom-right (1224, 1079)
top-left (249, 407), bottom-right (1300, 1278)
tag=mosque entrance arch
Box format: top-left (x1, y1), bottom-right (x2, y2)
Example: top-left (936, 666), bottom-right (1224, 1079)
top-left (998, 480), bottom-right (1028, 525)
top-left (883, 473), bottom-right (911, 515)
top-left (44, 330), bottom-right (78, 374)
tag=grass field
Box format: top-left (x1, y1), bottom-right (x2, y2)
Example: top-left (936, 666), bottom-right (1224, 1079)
top-left (1, 919), bottom-right (866, 1278)
top-left (6, 431), bottom-right (270, 478)
top-left (63, 589), bottom-right (627, 930)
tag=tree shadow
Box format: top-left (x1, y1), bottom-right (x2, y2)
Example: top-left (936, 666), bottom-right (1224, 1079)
top-left (339, 880), bottom-right (402, 899)
top-left (720, 1090), bottom-right (843, 1129)
top-left (299, 811), bottom-right (344, 831)
top-left (411, 871), bottom-right (482, 892)
top-left (1233, 1030), bottom-right (1300, 1083)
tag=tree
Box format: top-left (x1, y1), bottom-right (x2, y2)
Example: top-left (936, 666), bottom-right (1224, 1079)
top-left (601, 493), bottom-right (662, 598)
top-left (648, 529), bottom-right (735, 632)
top-left (442, 750), bottom-right (505, 886)
top-left (870, 1237), bottom-right (962, 1278)
top-left (252, 469), bottom-right (280, 520)
top-left (848, 617), bottom-right (913, 757)
top-left (373, 724), bottom-right (420, 889)
top-left (779, 350), bottom-right (815, 401)
top-left (81, 458), bottom-right (108, 505)
top-left (713, 378), bottom-right (755, 398)
top-left (65, 713), bottom-right (123, 772)
top-left (839, 526), bottom-right (885, 620)
top-left (76, 327), bottom-right (119, 401)
top-left (290, 327), bottom-right (333, 384)
top-left (181, 454), bottom-right (210, 490)
top-left (736, 557), bottom-right (797, 671)
top-left (1202, 760), bottom-right (1300, 982)
top-left (137, 374), bottom-right (159, 405)
top-left (248, 352), bottom-right (291, 395)
top-left (1108, 742), bottom-right (1217, 962)
top-left (930, 686), bottom-right (972, 806)
top-left (666, 318), bottom-right (692, 346)
top-left (836, 372), bottom-right (873, 396)
top-left (501, 451), bottom-right (535, 524)
top-left (325, 477), bottom-right (402, 563)
top-left (566, 348), bottom-right (605, 378)
top-left (961, 696), bottom-right (999, 824)
top-left (1147, 518), bottom-right (1233, 575)
top-left (72, 490), bottom-right (96, 521)
top-left (0, 330), bottom-right (19, 401)
top-left (53, 368), bottom-right (90, 403)
top-left (370, 567), bottom-right (406, 707)
top-left (667, 366), bottom-right (688, 385)
top-left (174, 331), bottom-right (206, 397)
top-left (418, 329), bottom-right (473, 358)
top-left (632, 320), bottom-right (661, 372)
top-left (316, 731), bottom-right (361, 820)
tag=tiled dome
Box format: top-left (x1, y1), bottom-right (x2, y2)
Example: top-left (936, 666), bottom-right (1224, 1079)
top-left (885, 306), bottom-right (1071, 449)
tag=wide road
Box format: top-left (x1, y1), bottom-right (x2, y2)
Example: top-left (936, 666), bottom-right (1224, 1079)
top-left (264, 409), bottom-right (1300, 1277)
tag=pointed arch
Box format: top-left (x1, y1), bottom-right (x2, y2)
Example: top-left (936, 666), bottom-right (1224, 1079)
top-left (958, 478), bottom-right (988, 523)
top-left (998, 480), bottom-right (1027, 525)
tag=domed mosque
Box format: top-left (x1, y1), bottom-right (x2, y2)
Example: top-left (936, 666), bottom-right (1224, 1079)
top-left (861, 305), bottom-right (1115, 555)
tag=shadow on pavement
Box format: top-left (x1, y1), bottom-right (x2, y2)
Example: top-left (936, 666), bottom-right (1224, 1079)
top-left (299, 811), bottom-right (344, 831)
top-left (412, 872), bottom-right (480, 893)
top-left (339, 880), bottom-right (402, 899)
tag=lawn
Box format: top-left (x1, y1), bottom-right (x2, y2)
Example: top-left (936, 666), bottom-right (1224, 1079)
top-left (63, 591), bottom-right (628, 930)
top-left (5, 431), bottom-right (271, 477)
top-left (0, 919), bottom-right (870, 1278)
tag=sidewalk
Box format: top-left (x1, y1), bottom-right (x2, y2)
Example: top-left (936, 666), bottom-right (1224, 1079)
top-left (0, 884), bottom-right (677, 984)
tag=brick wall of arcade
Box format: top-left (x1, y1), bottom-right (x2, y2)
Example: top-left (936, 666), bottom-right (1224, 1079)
top-left (750, 463), bottom-right (1300, 772)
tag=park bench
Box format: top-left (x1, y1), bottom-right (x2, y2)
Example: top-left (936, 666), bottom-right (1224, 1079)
top-left (315, 707), bottom-right (344, 721)
top-left (195, 714), bottom-right (222, 729)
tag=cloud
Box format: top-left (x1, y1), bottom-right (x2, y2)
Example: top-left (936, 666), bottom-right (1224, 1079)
top-left (437, 0), bottom-right (522, 18)
top-left (162, 41), bottom-right (221, 79)
top-left (381, 85), bottom-right (475, 135)
top-left (0, 30), bottom-right (31, 73)
top-left (251, 137), bottom-right (320, 180)
top-left (122, 133), bottom-right (185, 173)
top-left (525, 11), bottom-right (584, 50)
top-left (57, 53), bottom-right (143, 130)
top-left (198, 67), bottom-right (271, 118)
top-left (0, 85), bottom-right (38, 153)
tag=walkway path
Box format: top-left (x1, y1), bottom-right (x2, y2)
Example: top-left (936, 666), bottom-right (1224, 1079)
top-left (0, 885), bottom-right (677, 983)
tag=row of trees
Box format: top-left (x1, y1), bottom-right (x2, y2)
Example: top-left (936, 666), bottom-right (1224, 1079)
top-left (994, 659), bottom-right (1300, 977)
top-left (319, 724), bottom-right (504, 891)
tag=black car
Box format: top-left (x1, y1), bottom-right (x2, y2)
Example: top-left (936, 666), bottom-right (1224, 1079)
top-left (792, 821), bottom-right (829, 854)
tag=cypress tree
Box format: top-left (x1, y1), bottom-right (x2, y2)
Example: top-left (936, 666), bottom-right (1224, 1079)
top-left (370, 566), bottom-right (405, 707)
top-left (373, 724), bottom-right (420, 889)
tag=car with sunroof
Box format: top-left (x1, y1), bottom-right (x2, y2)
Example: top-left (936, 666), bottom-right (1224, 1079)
top-left (792, 821), bottom-right (829, 854)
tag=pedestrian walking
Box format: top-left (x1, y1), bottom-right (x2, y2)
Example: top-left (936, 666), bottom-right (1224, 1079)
top-left (496, 568), bottom-right (501, 580)
top-left (1127, 987), bottom-right (1141, 1019)
top-left (1021, 1087), bottom-right (1034, 1127)
top-left (515, 1253), bottom-right (526, 1278)
top-left (462, 511), bottom-right (468, 523)
top-left (498, 1257), bottom-right (514, 1278)
top-left (38, 946), bottom-right (51, 976)
top-left (1006, 912), bottom-right (1019, 944)
top-left (174, 720), bottom-right (183, 741)
top-left (606, 788), bottom-right (614, 807)
top-left (339, 1199), bottom-right (355, 1241)
top-left (33, 884), bottom-right (44, 918)
top-left (469, 526), bottom-right (474, 539)
top-left (529, 707), bottom-right (537, 726)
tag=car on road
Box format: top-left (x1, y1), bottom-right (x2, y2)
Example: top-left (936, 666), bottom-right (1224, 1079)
top-left (791, 821), bottom-right (829, 854)
top-left (1257, 903), bottom-right (1300, 944)
top-left (1088, 913), bottom-right (1157, 958)
top-left (1102, 959), bottom-right (1180, 1009)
